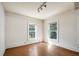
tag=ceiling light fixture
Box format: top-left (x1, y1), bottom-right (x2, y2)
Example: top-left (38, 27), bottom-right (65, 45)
top-left (37, 2), bottom-right (47, 12)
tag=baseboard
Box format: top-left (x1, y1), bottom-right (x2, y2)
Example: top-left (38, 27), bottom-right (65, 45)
top-left (58, 45), bottom-right (79, 53)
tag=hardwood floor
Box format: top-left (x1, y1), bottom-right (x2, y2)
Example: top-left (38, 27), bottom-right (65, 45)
top-left (4, 42), bottom-right (79, 56)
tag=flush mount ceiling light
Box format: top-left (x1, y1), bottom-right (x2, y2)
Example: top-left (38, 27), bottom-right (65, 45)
top-left (37, 2), bottom-right (47, 12)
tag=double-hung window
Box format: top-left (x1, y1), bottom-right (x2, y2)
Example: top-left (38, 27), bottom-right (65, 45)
top-left (28, 24), bottom-right (36, 39)
top-left (49, 22), bottom-right (57, 39)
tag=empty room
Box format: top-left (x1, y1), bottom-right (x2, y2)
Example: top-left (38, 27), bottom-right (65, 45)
top-left (0, 2), bottom-right (79, 56)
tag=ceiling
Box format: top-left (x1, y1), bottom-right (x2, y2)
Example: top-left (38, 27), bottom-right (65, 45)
top-left (3, 2), bottom-right (74, 19)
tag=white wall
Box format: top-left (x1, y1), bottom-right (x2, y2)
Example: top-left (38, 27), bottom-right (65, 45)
top-left (5, 12), bottom-right (27, 48)
top-left (75, 9), bottom-right (79, 51)
top-left (5, 12), bottom-right (43, 49)
top-left (44, 9), bottom-right (79, 52)
top-left (0, 3), bottom-right (5, 56)
top-left (59, 10), bottom-right (77, 51)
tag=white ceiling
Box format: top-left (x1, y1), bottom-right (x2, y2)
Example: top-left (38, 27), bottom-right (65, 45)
top-left (3, 2), bottom-right (74, 19)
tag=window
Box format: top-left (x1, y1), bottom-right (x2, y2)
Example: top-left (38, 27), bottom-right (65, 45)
top-left (49, 22), bottom-right (57, 39)
top-left (28, 24), bottom-right (36, 39)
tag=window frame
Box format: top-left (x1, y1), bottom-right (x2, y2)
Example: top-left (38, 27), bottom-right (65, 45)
top-left (48, 21), bottom-right (59, 41)
top-left (28, 23), bottom-right (37, 40)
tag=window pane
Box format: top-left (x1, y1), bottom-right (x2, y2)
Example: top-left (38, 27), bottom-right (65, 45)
top-left (29, 32), bottom-right (35, 38)
top-left (50, 32), bottom-right (57, 39)
top-left (50, 22), bottom-right (57, 31)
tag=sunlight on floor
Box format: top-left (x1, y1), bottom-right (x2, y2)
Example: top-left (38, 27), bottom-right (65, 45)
top-left (29, 45), bottom-right (38, 56)
top-left (47, 40), bottom-right (59, 50)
